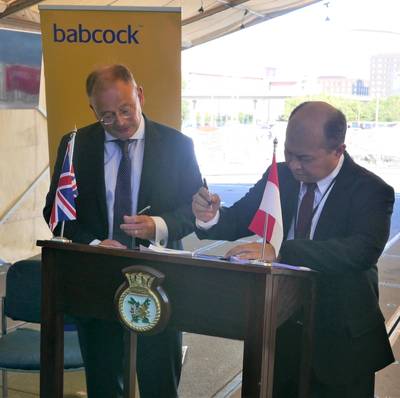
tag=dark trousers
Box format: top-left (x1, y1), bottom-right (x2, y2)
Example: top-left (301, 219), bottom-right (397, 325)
top-left (273, 373), bottom-right (374, 398)
top-left (76, 318), bottom-right (182, 398)
top-left (311, 374), bottom-right (374, 398)
top-left (273, 320), bottom-right (375, 398)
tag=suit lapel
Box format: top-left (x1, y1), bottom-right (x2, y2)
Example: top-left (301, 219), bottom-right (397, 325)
top-left (313, 153), bottom-right (356, 239)
top-left (137, 118), bottom-right (160, 211)
top-left (81, 124), bottom-right (108, 226)
top-left (279, 166), bottom-right (300, 239)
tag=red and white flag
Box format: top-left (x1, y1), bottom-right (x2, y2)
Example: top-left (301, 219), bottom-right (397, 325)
top-left (248, 152), bottom-right (283, 254)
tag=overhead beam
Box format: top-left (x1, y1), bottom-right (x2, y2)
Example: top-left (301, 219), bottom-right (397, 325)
top-left (182, 0), bottom-right (323, 49)
top-left (0, 0), bottom-right (43, 19)
top-left (182, 0), bottom-right (249, 26)
top-left (0, 15), bottom-right (40, 30)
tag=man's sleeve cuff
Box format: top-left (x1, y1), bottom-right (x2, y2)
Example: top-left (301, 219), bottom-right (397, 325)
top-left (151, 216), bottom-right (168, 247)
top-left (196, 210), bottom-right (220, 230)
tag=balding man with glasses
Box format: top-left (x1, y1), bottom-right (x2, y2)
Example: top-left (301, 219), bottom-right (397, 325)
top-left (44, 64), bottom-right (203, 398)
top-left (192, 101), bottom-right (394, 398)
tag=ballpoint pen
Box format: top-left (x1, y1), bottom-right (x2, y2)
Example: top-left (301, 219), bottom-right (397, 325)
top-left (137, 205), bottom-right (151, 215)
top-left (202, 178), bottom-right (212, 205)
top-left (131, 205), bottom-right (152, 248)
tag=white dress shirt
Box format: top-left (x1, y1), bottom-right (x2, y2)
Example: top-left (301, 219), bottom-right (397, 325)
top-left (91, 116), bottom-right (168, 246)
top-left (287, 154), bottom-right (344, 240)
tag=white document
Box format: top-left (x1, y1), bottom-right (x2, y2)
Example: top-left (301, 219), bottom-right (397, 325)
top-left (139, 244), bottom-right (192, 256)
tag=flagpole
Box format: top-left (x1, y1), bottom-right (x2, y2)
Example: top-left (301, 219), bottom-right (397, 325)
top-left (261, 215), bottom-right (268, 260)
top-left (60, 221), bottom-right (65, 238)
top-left (261, 138), bottom-right (278, 261)
top-left (52, 224), bottom-right (70, 243)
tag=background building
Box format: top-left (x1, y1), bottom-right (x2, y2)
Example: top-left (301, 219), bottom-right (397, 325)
top-left (317, 75), bottom-right (369, 97)
top-left (370, 53), bottom-right (400, 98)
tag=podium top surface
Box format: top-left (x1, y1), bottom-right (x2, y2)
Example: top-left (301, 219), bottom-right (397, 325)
top-left (37, 240), bottom-right (315, 279)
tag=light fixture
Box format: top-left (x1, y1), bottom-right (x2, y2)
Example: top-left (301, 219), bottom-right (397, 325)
top-left (216, 0), bottom-right (264, 18)
top-left (240, 9), bottom-right (248, 29)
top-left (198, 0), bottom-right (204, 13)
top-left (323, 1), bottom-right (331, 22)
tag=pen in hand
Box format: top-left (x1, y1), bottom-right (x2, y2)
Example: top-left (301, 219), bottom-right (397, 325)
top-left (202, 178), bottom-right (212, 205)
top-left (137, 205), bottom-right (151, 215)
top-left (131, 205), bottom-right (152, 248)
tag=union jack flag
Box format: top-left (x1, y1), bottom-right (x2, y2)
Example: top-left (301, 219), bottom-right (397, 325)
top-left (49, 132), bottom-right (78, 232)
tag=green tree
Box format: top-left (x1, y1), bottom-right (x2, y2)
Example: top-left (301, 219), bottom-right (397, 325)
top-left (378, 96), bottom-right (400, 121)
top-left (284, 95), bottom-right (400, 123)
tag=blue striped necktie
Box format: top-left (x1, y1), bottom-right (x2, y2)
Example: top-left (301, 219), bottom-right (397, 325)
top-left (112, 139), bottom-right (133, 247)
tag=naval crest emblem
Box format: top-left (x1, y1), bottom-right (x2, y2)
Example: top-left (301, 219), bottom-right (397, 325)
top-left (115, 266), bottom-right (170, 334)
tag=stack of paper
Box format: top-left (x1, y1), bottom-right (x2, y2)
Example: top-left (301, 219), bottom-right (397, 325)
top-left (139, 244), bottom-right (192, 256)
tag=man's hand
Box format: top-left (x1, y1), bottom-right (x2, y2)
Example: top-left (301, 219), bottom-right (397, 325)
top-left (225, 242), bottom-right (277, 262)
top-left (99, 239), bottom-right (127, 249)
top-left (120, 215), bottom-right (156, 241)
top-left (192, 187), bottom-right (221, 222)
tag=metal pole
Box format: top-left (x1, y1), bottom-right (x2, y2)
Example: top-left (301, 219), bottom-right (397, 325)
top-left (60, 221), bottom-right (65, 238)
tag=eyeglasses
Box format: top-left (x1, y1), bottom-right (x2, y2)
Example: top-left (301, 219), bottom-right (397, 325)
top-left (99, 106), bottom-right (134, 125)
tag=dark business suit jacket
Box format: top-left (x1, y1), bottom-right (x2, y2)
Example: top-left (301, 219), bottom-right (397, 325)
top-left (44, 117), bottom-right (203, 249)
top-left (197, 152), bottom-right (394, 385)
top-left (43, 117), bottom-right (203, 397)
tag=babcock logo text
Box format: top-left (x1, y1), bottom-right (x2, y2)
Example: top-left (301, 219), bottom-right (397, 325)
top-left (52, 24), bottom-right (140, 44)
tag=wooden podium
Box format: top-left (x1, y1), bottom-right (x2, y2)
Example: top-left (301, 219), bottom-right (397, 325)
top-left (37, 240), bottom-right (316, 398)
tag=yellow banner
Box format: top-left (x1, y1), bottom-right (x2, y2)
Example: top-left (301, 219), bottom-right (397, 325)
top-left (40, 6), bottom-right (181, 169)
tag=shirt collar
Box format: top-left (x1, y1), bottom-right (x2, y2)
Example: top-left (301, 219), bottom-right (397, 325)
top-left (300, 154), bottom-right (344, 194)
top-left (104, 114), bottom-right (145, 142)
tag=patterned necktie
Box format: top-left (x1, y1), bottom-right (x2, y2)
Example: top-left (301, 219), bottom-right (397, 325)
top-left (295, 182), bottom-right (317, 239)
top-left (112, 139), bottom-right (133, 247)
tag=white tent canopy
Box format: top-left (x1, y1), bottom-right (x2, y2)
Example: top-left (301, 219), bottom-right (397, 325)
top-left (0, 0), bottom-right (321, 48)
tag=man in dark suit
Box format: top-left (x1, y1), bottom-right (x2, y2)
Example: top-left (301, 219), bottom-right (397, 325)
top-left (44, 64), bottom-right (202, 398)
top-left (192, 101), bottom-right (394, 397)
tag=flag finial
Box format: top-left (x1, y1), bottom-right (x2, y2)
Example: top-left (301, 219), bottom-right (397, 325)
top-left (273, 137), bottom-right (278, 154)
top-left (70, 126), bottom-right (77, 140)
